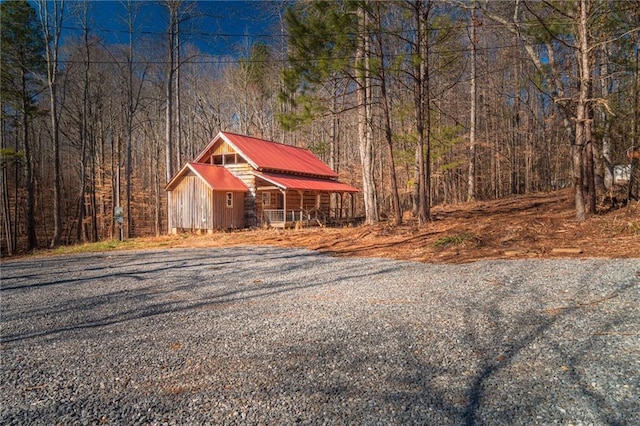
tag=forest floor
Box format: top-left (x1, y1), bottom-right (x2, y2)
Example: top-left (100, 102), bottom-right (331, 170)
top-left (103, 188), bottom-right (640, 264)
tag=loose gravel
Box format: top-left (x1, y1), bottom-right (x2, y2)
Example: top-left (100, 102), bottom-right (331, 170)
top-left (1, 247), bottom-right (638, 425)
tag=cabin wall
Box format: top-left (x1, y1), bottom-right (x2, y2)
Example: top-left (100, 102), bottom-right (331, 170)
top-left (318, 193), bottom-right (330, 211)
top-left (168, 173), bottom-right (245, 232)
top-left (286, 191), bottom-right (330, 212)
top-left (255, 190), bottom-right (278, 224)
top-left (226, 163), bottom-right (256, 190)
top-left (224, 163), bottom-right (257, 226)
top-left (212, 191), bottom-right (245, 229)
top-left (201, 156), bottom-right (258, 227)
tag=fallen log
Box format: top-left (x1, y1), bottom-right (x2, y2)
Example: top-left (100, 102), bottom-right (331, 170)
top-left (550, 248), bottom-right (583, 254)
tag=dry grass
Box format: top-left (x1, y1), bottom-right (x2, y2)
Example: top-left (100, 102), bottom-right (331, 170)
top-left (24, 189), bottom-right (640, 264)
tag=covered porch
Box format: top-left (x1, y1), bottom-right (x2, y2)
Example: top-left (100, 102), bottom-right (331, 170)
top-left (254, 171), bottom-right (359, 228)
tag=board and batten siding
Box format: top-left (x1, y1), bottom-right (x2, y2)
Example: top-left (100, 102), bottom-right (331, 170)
top-left (168, 173), bottom-right (245, 231)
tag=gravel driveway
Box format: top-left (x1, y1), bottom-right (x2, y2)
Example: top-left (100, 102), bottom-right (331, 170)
top-left (1, 247), bottom-right (638, 425)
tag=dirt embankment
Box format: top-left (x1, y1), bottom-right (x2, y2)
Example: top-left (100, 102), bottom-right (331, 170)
top-left (156, 189), bottom-right (640, 263)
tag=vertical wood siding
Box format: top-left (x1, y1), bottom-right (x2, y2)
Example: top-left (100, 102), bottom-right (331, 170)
top-left (168, 172), bottom-right (245, 231)
top-left (213, 140), bottom-right (234, 154)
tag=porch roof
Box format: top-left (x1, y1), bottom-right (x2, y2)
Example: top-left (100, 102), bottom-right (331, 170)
top-left (166, 162), bottom-right (248, 192)
top-left (253, 171), bottom-right (360, 193)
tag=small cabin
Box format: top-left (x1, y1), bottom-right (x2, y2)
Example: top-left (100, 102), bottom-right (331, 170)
top-left (166, 162), bottom-right (248, 231)
top-left (166, 131), bottom-right (359, 233)
top-left (614, 164), bottom-right (631, 185)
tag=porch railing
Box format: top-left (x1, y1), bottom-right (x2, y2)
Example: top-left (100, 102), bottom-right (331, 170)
top-left (262, 209), bottom-right (307, 224)
top-left (262, 208), bottom-right (351, 227)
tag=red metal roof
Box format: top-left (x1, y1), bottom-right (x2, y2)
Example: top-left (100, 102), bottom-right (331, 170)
top-left (254, 171), bottom-right (360, 193)
top-left (165, 163), bottom-right (248, 192)
top-left (196, 132), bottom-right (339, 178)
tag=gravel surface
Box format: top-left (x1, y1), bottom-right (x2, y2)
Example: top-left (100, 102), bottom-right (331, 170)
top-left (1, 247), bottom-right (638, 425)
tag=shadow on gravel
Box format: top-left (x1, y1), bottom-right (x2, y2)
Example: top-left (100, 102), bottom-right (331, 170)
top-left (1, 248), bottom-right (402, 345)
top-left (1, 249), bottom-right (638, 425)
top-left (460, 270), bottom-right (638, 425)
top-left (0, 255), bottom-right (232, 291)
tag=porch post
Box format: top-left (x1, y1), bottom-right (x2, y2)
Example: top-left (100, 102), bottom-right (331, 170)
top-left (298, 190), bottom-right (304, 221)
top-left (282, 189), bottom-right (287, 227)
top-left (350, 193), bottom-right (354, 220)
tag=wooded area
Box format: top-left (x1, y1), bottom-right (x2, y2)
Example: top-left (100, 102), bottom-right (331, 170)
top-left (1, 0), bottom-right (639, 254)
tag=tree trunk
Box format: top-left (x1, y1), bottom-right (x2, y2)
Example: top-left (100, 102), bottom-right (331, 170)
top-left (467, 0), bottom-right (477, 202)
top-left (422, 6), bottom-right (432, 221)
top-left (413, 0), bottom-right (430, 223)
top-left (330, 80), bottom-right (339, 219)
top-left (631, 30), bottom-right (640, 201)
top-left (165, 1), bottom-right (177, 183)
top-left (77, 8), bottom-right (90, 243)
top-left (37, 0), bottom-right (64, 248)
top-left (573, 0), bottom-right (591, 221)
top-left (356, 3), bottom-right (378, 224)
top-left (374, 3), bottom-right (401, 225)
top-left (22, 69), bottom-right (37, 251)
top-left (598, 45), bottom-right (613, 193)
top-left (1, 119), bottom-right (14, 255)
top-left (175, 19), bottom-right (182, 168)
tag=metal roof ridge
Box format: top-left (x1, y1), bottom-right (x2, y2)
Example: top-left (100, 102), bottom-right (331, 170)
top-left (219, 131), bottom-right (328, 161)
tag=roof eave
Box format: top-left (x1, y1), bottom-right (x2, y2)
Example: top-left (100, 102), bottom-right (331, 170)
top-left (165, 163), bottom-right (191, 191)
top-left (253, 172), bottom-right (287, 190)
top-left (186, 163), bottom-right (214, 190)
top-left (253, 171), bottom-right (360, 193)
top-left (257, 167), bottom-right (339, 179)
top-left (193, 131), bottom-right (223, 163)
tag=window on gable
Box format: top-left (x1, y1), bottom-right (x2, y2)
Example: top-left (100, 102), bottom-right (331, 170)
top-left (226, 192), bottom-right (233, 208)
top-left (224, 153), bottom-right (236, 164)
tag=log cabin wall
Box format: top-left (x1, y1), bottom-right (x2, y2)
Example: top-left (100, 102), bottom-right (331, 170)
top-left (225, 163), bottom-right (257, 226)
top-left (318, 193), bottom-right (330, 212)
top-left (226, 163), bottom-right (255, 191)
top-left (286, 191), bottom-right (331, 212)
top-left (255, 191), bottom-right (272, 224)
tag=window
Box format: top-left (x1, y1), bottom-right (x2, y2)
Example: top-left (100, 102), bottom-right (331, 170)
top-left (225, 192), bottom-right (233, 208)
top-left (262, 192), bottom-right (270, 206)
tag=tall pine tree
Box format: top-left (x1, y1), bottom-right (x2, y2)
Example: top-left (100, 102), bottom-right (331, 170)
top-left (1, 0), bottom-right (45, 251)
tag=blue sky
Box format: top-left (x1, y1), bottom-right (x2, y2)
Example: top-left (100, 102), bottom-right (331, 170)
top-left (57, 1), bottom-right (284, 58)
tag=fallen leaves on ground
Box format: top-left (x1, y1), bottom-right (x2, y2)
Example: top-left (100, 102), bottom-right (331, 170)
top-left (147, 189), bottom-right (639, 263)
